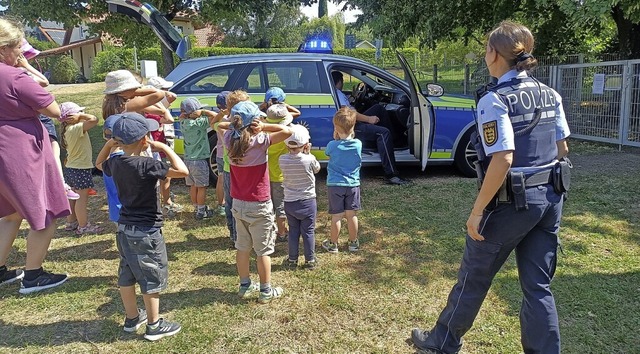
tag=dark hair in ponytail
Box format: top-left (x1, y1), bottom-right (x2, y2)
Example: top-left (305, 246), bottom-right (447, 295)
top-left (487, 21), bottom-right (538, 72)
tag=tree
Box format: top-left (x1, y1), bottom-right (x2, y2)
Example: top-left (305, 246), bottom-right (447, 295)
top-left (1, 0), bottom-right (317, 74)
top-left (219, 1), bottom-right (307, 48)
top-left (301, 14), bottom-right (346, 49)
top-left (318, 0), bottom-right (328, 17)
top-left (343, 0), bottom-right (638, 58)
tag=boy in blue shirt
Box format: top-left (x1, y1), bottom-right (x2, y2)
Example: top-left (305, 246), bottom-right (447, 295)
top-left (322, 107), bottom-right (362, 253)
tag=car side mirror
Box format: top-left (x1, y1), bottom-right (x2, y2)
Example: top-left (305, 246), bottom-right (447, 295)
top-left (423, 83), bottom-right (444, 97)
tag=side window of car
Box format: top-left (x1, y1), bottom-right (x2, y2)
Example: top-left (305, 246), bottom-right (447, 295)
top-left (265, 62), bottom-right (324, 93)
top-left (244, 65), bottom-right (265, 93)
top-left (173, 65), bottom-right (238, 94)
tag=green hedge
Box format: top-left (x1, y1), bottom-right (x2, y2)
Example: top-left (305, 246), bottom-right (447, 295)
top-left (50, 55), bottom-right (80, 84)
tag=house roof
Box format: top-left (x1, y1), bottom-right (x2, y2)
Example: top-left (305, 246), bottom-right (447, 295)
top-left (36, 22), bottom-right (92, 46)
top-left (37, 37), bottom-right (102, 57)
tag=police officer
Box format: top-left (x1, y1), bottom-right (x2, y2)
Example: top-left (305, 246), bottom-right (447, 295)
top-left (411, 21), bottom-right (570, 354)
top-left (331, 71), bottom-right (409, 185)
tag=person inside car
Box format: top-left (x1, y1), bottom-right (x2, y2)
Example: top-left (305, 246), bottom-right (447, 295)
top-left (331, 71), bottom-right (409, 185)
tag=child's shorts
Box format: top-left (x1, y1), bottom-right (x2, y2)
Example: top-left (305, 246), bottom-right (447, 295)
top-left (115, 224), bottom-right (168, 294)
top-left (185, 159), bottom-right (209, 187)
top-left (64, 167), bottom-right (94, 190)
top-left (327, 186), bottom-right (361, 214)
top-left (231, 199), bottom-right (275, 256)
top-left (270, 182), bottom-right (285, 218)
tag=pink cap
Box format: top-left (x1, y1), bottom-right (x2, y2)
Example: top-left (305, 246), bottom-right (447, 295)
top-left (21, 39), bottom-right (40, 60)
top-left (58, 102), bottom-right (86, 122)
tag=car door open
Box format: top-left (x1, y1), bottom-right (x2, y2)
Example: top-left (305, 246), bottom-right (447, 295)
top-left (396, 51), bottom-right (434, 170)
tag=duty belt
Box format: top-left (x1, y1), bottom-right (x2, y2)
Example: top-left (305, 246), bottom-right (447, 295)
top-left (523, 169), bottom-right (553, 187)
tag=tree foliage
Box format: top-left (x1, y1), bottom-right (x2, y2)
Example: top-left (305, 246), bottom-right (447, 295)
top-left (343, 0), bottom-right (637, 58)
top-left (219, 1), bottom-right (307, 48)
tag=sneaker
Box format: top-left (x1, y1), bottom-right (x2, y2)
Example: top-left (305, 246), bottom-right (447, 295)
top-left (217, 205), bottom-right (226, 216)
top-left (348, 239), bottom-right (360, 252)
top-left (322, 239), bottom-right (338, 254)
top-left (163, 203), bottom-right (183, 218)
top-left (276, 233), bottom-right (288, 243)
top-left (88, 188), bottom-right (98, 196)
top-left (123, 308), bottom-right (148, 332)
top-left (19, 270), bottom-right (68, 294)
top-left (64, 221), bottom-right (79, 232)
top-left (238, 282), bottom-right (259, 299)
top-left (195, 206), bottom-right (215, 220)
top-left (258, 286), bottom-right (284, 304)
top-left (75, 223), bottom-right (102, 236)
top-left (303, 259), bottom-right (318, 270)
top-left (411, 328), bottom-right (442, 353)
top-left (387, 176), bottom-right (410, 185)
top-left (284, 258), bottom-right (298, 270)
top-left (0, 267), bottom-right (24, 286)
top-left (144, 318), bottom-right (181, 341)
top-left (65, 184), bottom-right (80, 200)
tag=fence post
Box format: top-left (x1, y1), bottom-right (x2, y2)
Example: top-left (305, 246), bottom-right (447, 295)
top-left (619, 61), bottom-right (632, 148)
top-left (464, 64), bottom-right (470, 95)
top-left (433, 64), bottom-right (438, 83)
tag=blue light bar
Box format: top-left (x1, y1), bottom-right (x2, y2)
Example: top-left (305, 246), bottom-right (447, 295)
top-left (298, 36), bottom-right (333, 54)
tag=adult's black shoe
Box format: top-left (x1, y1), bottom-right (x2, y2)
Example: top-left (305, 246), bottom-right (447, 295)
top-left (387, 176), bottom-right (410, 185)
top-left (411, 328), bottom-right (445, 353)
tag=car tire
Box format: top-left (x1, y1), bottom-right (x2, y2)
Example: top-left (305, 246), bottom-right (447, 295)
top-left (454, 129), bottom-right (478, 178)
top-left (208, 133), bottom-right (219, 186)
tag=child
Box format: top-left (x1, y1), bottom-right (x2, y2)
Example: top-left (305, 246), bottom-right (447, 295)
top-left (265, 104), bottom-right (294, 242)
top-left (102, 115), bottom-right (124, 223)
top-left (144, 76), bottom-right (182, 217)
top-left (95, 112), bottom-right (188, 341)
top-left (212, 91), bottom-right (236, 246)
top-left (220, 101), bottom-right (291, 303)
top-left (260, 87), bottom-right (301, 118)
top-left (322, 107), bottom-right (362, 253)
top-left (279, 124), bottom-right (320, 269)
top-left (59, 102), bottom-right (103, 235)
top-left (179, 97), bottom-right (221, 220)
top-left (213, 91), bottom-right (231, 217)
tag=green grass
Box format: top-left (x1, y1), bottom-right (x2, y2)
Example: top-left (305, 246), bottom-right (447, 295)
top-left (1, 84), bottom-right (639, 353)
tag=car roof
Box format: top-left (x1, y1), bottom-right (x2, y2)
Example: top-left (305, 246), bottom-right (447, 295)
top-left (167, 52), bottom-right (374, 77)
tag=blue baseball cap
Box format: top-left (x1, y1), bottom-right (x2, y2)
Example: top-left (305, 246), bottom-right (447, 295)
top-left (265, 87), bottom-right (286, 103)
top-left (230, 101), bottom-right (266, 126)
top-left (180, 97), bottom-right (208, 115)
top-left (216, 91), bottom-right (230, 109)
top-left (103, 114), bottom-right (122, 132)
top-left (111, 112), bottom-right (160, 145)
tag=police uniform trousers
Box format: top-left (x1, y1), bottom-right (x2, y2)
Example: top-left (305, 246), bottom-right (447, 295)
top-left (354, 104), bottom-right (397, 176)
top-left (426, 184), bottom-right (563, 354)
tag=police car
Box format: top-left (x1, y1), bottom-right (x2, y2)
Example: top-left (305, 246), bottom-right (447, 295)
top-left (108, 1), bottom-right (479, 181)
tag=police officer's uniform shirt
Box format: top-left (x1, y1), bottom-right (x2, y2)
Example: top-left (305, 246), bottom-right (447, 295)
top-left (336, 89), bottom-right (352, 108)
top-left (476, 70), bottom-right (570, 157)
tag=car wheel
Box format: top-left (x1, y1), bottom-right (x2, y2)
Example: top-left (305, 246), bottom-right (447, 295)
top-left (208, 134), bottom-right (219, 186)
top-left (454, 129), bottom-right (478, 178)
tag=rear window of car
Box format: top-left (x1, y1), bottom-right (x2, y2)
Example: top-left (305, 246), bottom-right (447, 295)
top-left (173, 65), bottom-right (240, 94)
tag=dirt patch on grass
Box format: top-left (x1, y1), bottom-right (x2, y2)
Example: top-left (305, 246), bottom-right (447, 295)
top-left (47, 82), bottom-right (104, 95)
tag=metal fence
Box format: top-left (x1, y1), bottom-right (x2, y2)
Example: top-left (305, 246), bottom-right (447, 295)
top-left (550, 59), bottom-right (640, 148)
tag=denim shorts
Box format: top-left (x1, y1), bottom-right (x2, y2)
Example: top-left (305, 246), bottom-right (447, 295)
top-left (327, 186), bottom-right (361, 214)
top-left (116, 224), bottom-right (169, 294)
top-left (39, 115), bottom-right (58, 141)
top-left (185, 159), bottom-right (209, 187)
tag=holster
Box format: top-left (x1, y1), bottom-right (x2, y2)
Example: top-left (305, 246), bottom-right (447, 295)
top-left (553, 158), bottom-right (572, 194)
top-left (510, 171), bottom-right (528, 211)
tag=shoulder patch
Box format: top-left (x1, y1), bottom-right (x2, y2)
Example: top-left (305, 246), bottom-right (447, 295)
top-left (482, 120), bottom-right (498, 147)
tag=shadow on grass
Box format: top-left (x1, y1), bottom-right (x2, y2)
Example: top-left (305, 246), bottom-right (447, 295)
top-left (192, 261), bottom-right (237, 277)
top-left (491, 270), bottom-right (640, 353)
top-left (0, 318), bottom-right (129, 347)
top-left (47, 239), bottom-right (119, 262)
top-left (96, 287), bottom-right (245, 319)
